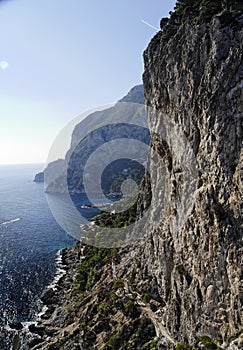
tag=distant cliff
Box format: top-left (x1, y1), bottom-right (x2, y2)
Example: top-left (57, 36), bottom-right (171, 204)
top-left (33, 159), bottom-right (65, 183)
top-left (37, 85), bottom-right (145, 194)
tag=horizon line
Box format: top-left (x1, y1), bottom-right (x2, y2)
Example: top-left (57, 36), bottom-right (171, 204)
top-left (0, 161), bottom-right (46, 166)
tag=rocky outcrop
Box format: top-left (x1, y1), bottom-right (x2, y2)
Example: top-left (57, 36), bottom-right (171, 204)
top-left (33, 159), bottom-right (65, 186)
top-left (33, 172), bottom-right (44, 183)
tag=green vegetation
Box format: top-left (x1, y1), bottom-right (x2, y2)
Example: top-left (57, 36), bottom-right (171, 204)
top-left (161, 0), bottom-right (242, 41)
top-left (176, 342), bottom-right (189, 350)
top-left (72, 243), bottom-right (158, 349)
top-left (124, 299), bottom-right (137, 317)
top-left (97, 301), bottom-right (110, 315)
top-left (81, 192), bottom-right (143, 247)
top-left (174, 0), bottom-right (240, 18)
top-left (129, 268), bottom-right (137, 284)
top-left (104, 317), bottom-right (157, 350)
top-left (86, 269), bottom-right (102, 290)
top-left (198, 1), bottom-right (224, 21)
top-left (143, 292), bottom-right (151, 303)
top-left (95, 195), bottom-right (138, 228)
top-left (114, 278), bottom-right (124, 290)
top-left (227, 328), bottom-right (243, 343)
top-left (73, 245), bottom-right (117, 294)
top-left (196, 335), bottom-right (223, 349)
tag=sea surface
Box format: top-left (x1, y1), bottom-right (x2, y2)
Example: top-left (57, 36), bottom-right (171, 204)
top-left (0, 164), bottom-right (76, 347)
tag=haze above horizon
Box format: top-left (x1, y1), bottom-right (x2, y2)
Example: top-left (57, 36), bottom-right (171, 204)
top-left (0, 0), bottom-right (176, 165)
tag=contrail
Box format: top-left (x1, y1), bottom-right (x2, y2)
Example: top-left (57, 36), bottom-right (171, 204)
top-left (141, 19), bottom-right (159, 31)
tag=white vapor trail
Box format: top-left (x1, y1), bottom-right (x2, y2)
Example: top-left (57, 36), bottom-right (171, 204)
top-left (141, 19), bottom-right (159, 31)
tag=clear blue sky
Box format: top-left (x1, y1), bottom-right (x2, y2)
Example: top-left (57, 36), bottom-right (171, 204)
top-left (0, 0), bottom-right (176, 165)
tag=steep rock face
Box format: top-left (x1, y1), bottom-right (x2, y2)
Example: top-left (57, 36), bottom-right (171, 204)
top-left (136, 4), bottom-right (242, 344)
top-left (67, 123), bottom-right (149, 194)
top-left (43, 85), bottom-right (146, 193)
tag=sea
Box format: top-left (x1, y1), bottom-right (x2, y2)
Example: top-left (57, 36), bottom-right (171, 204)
top-left (0, 164), bottom-right (77, 348)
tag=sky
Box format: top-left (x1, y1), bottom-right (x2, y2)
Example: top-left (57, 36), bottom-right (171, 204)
top-left (0, 0), bottom-right (176, 165)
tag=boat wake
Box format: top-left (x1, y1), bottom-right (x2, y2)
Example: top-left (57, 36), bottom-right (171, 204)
top-left (0, 218), bottom-right (21, 225)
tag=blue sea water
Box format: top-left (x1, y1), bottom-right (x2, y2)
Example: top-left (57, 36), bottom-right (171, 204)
top-left (0, 164), bottom-right (76, 331)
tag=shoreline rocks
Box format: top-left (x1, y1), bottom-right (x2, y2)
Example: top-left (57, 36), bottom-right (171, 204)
top-left (5, 244), bottom-right (82, 349)
top-left (9, 321), bottom-right (23, 331)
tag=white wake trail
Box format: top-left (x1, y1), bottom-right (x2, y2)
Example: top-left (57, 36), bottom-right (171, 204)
top-left (0, 218), bottom-right (21, 225)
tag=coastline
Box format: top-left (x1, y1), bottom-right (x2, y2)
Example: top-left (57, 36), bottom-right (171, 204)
top-left (25, 243), bottom-right (81, 348)
top-left (38, 244), bottom-right (80, 318)
top-left (44, 249), bottom-right (67, 291)
top-left (33, 247), bottom-right (70, 323)
top-left (4, 243), bottom-right (81, 349)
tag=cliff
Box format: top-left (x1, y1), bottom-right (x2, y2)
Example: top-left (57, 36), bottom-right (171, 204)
top-left (40, 85), bottom-right (145, 194)
top-left (25, 1), bottom-right (242, 349)
top-left (139, 0), bottom-right (242, 345)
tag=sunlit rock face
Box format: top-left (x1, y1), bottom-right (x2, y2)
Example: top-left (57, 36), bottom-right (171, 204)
top-left (126, 4), bottom-right (243, 344)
